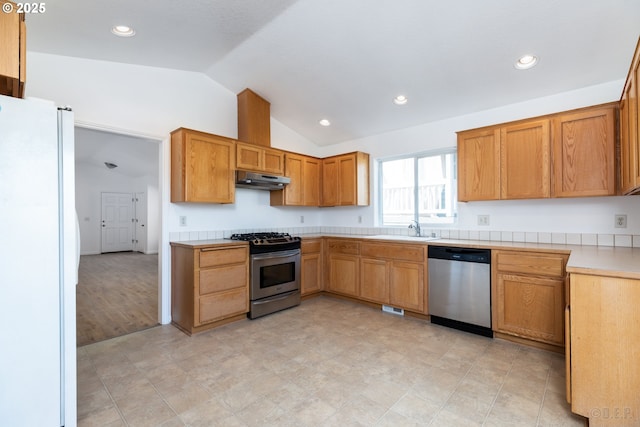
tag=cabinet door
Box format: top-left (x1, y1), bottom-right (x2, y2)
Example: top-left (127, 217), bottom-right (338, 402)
top-left (301, 252), bottom-right (322, 295)
top-left (303, 156), bottom-right (321, 206)
top-left (360, 258), bottom-right (389, 304)
top-left (171, 130), bottom-right (235, 203)
top-left (496, 273), bottom-right (564, 345)
top-left (236, 142), bottom-right (263, 171)
top-left (263, 148), bottom-right (284, 174)
top-left (500, 120), bottom-right (550, 199)
top-left (283, 153), bottom-right (304, 205)
top-left (389, 261), bottom-right (424, 312)
top-left (338, 154), bottom-right (357, 205)
top-left (322, 157), bottom-right (339, 206)
top-left (457, 128), bottom-right (501, 201)
top-left (620, 80), bottom-right (637, 194)
top-left (328, 254), bottom-right (359, 297)
top-left (552, 107), bottom-right (616, 197)
top-left (0, 2), bottom-right (25, 97)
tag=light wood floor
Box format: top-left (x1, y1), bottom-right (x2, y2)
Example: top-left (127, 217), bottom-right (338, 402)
top-left (76, 252), bottom-right (159, 347)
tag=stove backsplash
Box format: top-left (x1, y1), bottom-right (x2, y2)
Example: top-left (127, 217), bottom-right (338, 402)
top-left (169, 227), bottom-right (640, 248)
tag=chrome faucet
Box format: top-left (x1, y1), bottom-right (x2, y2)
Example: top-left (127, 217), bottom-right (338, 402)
top-left (408, 220), bottom-right (421, 237)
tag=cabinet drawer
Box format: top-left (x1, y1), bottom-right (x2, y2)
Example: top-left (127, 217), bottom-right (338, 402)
top-left (496, 251), bottom-right (566, 278)
top-left (199, 247), bottom-right (247, 268)
top-left (199, 263), bottom-right (247, 295)
top-left (301, 239), bottom-right (322, 254)
top-left (198, 287), bottom-right (248, 325)
top-left (327, 240), bottom-right (360, 255)
top-left (361, 243), bottom-right (424, 262)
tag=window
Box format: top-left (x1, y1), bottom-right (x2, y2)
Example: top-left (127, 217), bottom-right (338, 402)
top-left (379, 150), bottom-right (457, 226)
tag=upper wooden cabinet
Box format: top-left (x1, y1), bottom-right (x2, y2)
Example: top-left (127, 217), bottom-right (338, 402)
top-left (321, 152), bottom-right (370, 206)
top-left (0, 1), bottom-right (26, 98)
top-left (236, 141), bottom-right (284, 175)
top-left (457, 104), bottom-right (617, 202)
top-left (237, 88), bottom-right (270, 147)
top-left (457, 128), bottom-right (501, 201)
top-left (171, 128), bottom-right (235, 204)
top-left (501, 120), bottom-right (551, 199)
top-left (552, 107), bottom-right (616, 198)
top-left (620, 37), bottom-right (640, 195)
top-left (270, 152), bottom-right (321, 206)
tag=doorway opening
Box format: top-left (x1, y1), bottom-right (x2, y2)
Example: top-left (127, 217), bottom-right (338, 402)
top-left (74, 126), bottom-right (161, 346)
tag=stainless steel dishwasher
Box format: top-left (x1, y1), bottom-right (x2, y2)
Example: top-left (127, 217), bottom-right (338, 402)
top-left (428, 246), bottom-right (493, 337)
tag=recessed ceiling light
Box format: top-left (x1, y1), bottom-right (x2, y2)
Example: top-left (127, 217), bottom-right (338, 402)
top-left (393, 95), bottom-right (408, 105)
top-left (515, 54), bottom-right (538, 70)
top-left (111, 25), bottom-right (136, 37)
top-left (319, 119), bottom-right (331, 127)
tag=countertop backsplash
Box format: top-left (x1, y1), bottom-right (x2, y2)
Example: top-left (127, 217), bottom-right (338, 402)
top-left (169, 226), bottom-right (640, 248)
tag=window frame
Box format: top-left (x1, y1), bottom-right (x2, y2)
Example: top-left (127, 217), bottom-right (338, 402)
top-left (377, 148), bottom-right (457, 227)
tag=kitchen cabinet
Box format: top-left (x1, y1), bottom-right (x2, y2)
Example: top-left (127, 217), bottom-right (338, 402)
top-left (620, 37), bottom-right (640, 195)
top-left (0, 1), bottom-right (26, 98)
top-left (457, 128), bottom-right (501, 201)
top-left (170, 128), bottom-right (235, 203)
top-left (270, 152), bottom-right (321, 206)
top-left (567, 273), bottom-right (640, 426)
top-left (359, 242), bottom-right (426, 313)
top-left (321, 152), bottom-right (370, 206)
top-left (171, 242), bottom-right (249, 335)
top-left (237, 88), bottom-right (270, 147)
top-left (458, 104), bottom-right (617, 201)
top-left (494, 250), bottom-right (568, 347)
top-left (552, 106), bottom-right (616, 197)
top-left (236, 141), bottom-right (284, 175)
top-left (326, 239), bottom-right (360, 297)
top-left (500, 119), bottom-right (551, 199)
top-left (301, 238), bottom-right (323, 296)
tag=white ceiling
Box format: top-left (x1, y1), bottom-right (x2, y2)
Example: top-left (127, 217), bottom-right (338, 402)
top-left (27, 0), bottom-right (640, 146)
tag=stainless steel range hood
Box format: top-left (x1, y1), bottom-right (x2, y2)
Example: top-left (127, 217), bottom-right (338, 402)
top-left (235, 170), bottom-right (290, 190)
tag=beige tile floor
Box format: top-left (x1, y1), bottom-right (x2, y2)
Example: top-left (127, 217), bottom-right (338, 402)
top-left (78, 296), bottom-right (586, 426)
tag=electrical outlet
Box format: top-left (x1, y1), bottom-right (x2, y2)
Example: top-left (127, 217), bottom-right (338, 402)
top-left (478, 215), bottom-right (490, 226)
top-left (300, 215), bottom-right (305, 224)
top-left (615, 214), bottom-right (627, 228)
top-left (179, 216), bottom-right (187, 227)
top-left (358, 215), bottom-right (362, 224)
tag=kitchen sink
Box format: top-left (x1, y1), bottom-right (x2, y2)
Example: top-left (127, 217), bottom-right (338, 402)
top-left (365, 234), bottom-right (440, 242)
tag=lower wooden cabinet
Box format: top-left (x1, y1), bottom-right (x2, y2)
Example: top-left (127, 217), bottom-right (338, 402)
top-left (301, 238), bottom-right (323, 296)
top-left (494, 250), bottom-right (568, 346)
top-left (171, 242), bottom-right (249, 335)
top-left (359, 242), bottom-right (426, 313)
top-left (326, 239), bottom-right (360, 297)
top-left (567, 273), bottom-right (640, 426)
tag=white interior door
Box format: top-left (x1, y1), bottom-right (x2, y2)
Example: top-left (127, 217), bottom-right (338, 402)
top-left (101, 192), bottom-right (134, 253)
top-left (134, 192), bottom-right (147, 253)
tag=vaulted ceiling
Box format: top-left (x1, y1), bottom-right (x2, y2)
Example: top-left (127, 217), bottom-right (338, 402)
top-left (27, 0), bottom-right (640, 146)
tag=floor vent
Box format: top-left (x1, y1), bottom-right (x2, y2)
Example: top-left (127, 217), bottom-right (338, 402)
top-left (382, 305), bottom-right (404, 316)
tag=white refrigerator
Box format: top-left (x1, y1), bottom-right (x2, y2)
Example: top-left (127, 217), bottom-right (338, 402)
top-left (0, 94), bottom-right (77, 426)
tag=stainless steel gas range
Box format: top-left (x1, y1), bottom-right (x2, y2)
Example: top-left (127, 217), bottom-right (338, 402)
top-left (229, 232), bottom-right (301, 319)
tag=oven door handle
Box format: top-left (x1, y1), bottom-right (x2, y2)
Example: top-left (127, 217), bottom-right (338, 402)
top-left (251, 249), bottom-right (301, 260)
top-left (252, 290), bottom-right (300, 305)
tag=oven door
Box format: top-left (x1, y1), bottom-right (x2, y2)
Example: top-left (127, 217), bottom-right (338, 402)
top-left (250, 249), bottom-right (301, 301)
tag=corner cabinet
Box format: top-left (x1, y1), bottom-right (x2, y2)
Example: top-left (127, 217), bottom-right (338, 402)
top-left (321, 152), bottom-right (370, 206)
top-left (171, 242), bottom-right (249, 335)
top-left (170, 128), bottom-right (235, 203)
top-left (271, 152), bottom-right (321, 206)
top-left (0, 0), bottom-right (26, 98)
top-left (494, 250), bottom-right (568, 347)
top-left (620, 37), bottom-right (640, 195)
